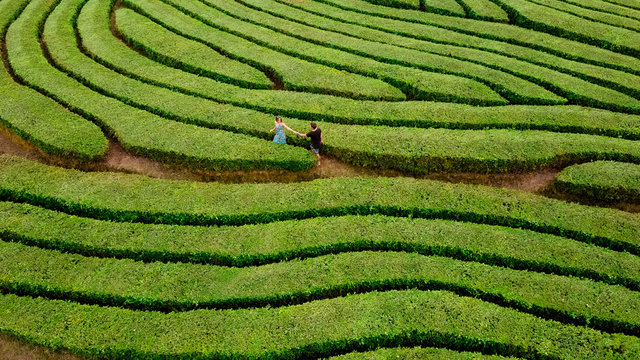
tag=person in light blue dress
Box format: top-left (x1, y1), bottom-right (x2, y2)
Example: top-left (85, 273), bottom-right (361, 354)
top-left (269, 116), bottom-right (294, 144)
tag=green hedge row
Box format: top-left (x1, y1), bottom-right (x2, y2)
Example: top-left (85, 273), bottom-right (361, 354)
top-left (81, 0), bottom-right (640, 140)
top-left (563, 0), bottom-right (640, 20)
top-left (123, 0), bottom-right (508, 106)
top-left (607, 0), bottom-right (640, 10)
top-left (327, 347), bottom-right (517, 359)
top-left (492, 0), bottom-right (640, 58)
top-left (552, 161), bottom-right (640, 203)
top-left (236, 0), bottom-right (640, 106)
top-left (117, 9), bottom-right (402, 101)
top-left (526, 0), bottom-right (640, 32)
top-left (0, 0), bottom-right (107, 162)
top-left (161, 0), bottom-right (576, 106)
top-left (361, 0), bottom-right (419, 10)
top-left (188, 0), bottom-right (567, 105)
top-left (273, 0), bottom-right (640, 100)
top-left (1, 156), bottom-right (639, 253)
top-left (5, 0), bottom-right (313, 171)
top-left (457, 0), bottom-right (509, 21)
top-left (314, 0), bottom-right (640, 74)
top-left (1, 290), bottom-right (639, 359)
top-left (113, 10), bottom-right (272, 90)
top-left (3, 241), bottom-right (640, 334)
top-left (36, 0), bottom-right (640, 174)
top-left (2, 202), bottom-right (639, 290)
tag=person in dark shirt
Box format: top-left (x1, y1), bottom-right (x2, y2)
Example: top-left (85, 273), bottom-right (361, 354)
top-left (295, 122), bottom-right (323, 158)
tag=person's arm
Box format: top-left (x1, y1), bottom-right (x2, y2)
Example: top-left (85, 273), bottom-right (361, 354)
top-left (269, 127), bottom-right (275, 133)
top-left (282, 123), bottom-right (297, 134)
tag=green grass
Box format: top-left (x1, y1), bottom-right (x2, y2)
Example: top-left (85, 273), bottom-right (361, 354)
top-left (0, 155), bottom-right (639, 254)
top-left (2, 202), bottom-right (640, 290)
top-left (457, 0), bottom-right (509, 21)
top-left (1, 289), bottom-right (639, 359)
top-left (553, 161), bottom-right (640, 203)
top-left (5, 0), bottom-right (313, 171)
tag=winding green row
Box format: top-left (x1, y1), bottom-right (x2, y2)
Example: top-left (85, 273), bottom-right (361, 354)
top-left (273, 0), bottom-right (640, 97)
top-left (50, 0), bottom-right (640, 173)
top-left (525, 0), bottom-right (640, 31)
top-left (122, 0), bottom-right (505, 105)
top-left (232, 0), bottom-right (640, 105)
top-left (147, 0), bottom-right (560, 105)
top-left (315, 0), bottom-right (640, 73)
top-left (493, 0), bottom-right (640, 56)
top-left (0, 155), bottom-right (639, 254)
top-left (5, 0), bottom-right (313, 171)
top-left (457, 0), bottom-right (509, 21)
top-left (2, 201), bottom-right (639, 290)
top-left (561, 0), bottom-right (640, 20)
top-left (553, 161), bottom-right (640, 203)
top-left (78, 0), bottom-right (640, 139)
top-left (1, 289), bottom-right (638, 359)
top-left (117, 6), bottom-right (403, 100)
top-left (3, 240), bottom-right (640, 335)
top-left (0, 0), bottom-right (107, 161)
top-left (327, 347), bottom-right (518, 360)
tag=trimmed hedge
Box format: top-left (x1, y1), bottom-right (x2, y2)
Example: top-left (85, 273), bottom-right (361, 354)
top-left (0, 0), bottom-right (107, 162)
top-left (273, 0), bottom-right (640, 101)
top-left (526, 0), bottom-right (640, 31)
top-left (77, 0), bottom-right (640, 140)
top-left (111, 10), bottom-right (272, 90)
top-left (5, 0), bottom-right (313, 171)
top-left (2, 202), bottom-right (640, 290)
top-left (1, 290), bottom-right (639, 359)
top-left (116, 9), bottom-right (402, 101)
top-left (124, 0), bottom-right (508, 105)
top-left (3, 241), bottom-right (640, 335)
top-left (327, 347), bottom-right (518, 359)
top-left (186, 0), bottom-right (569, 105)
top-left (561, 0), bottom-right (640, 21)
top-left (457, 0), bottom-right (509, 21)
top-left (241, 0), bottom-right (640, 104)
top-left (362, 0), bottom-right (419, 10)
top-left (553, 161), bottom-right (640, 203)
top-left (492, 0), bottom-right (640, 57)
top-left (0, 155), bottom-right (639, 254)
top-left (314, 0), bottom-right (640, 74)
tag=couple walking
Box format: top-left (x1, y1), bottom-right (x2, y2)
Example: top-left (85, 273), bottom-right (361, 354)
top-left (270, 116), bottom-right (323, 158)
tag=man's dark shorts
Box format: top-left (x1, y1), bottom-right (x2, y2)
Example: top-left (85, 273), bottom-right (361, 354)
top-left (310, 144), bottom-right (320, 154)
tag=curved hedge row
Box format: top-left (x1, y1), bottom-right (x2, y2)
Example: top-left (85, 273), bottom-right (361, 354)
top-left (145, 0), bottom-right (559, 105)
top-left (5, 0), bottom-right (314, 171)
top-left (0, 0), bottom-right (107, 162)
top-left (327, 347), bottom-right (518, 359)
top-left (74, 0), bottom-right (640, 140)
top-left (235, 0), bottom-right (640, 101)
top-left (0, 155), bottom-right (638, 254)
top-left (525, 0), bottom-right (640, 31)
top-left (2, 202), bottom-right (639, 289)
top-left (552, 161), bottom-right (640, 203)
top-left (492, 0), bottom-right (640, 57)
top-left (122, 0), bottom-right (509, 105)
top-left (314, 0), bottom-right (640, 73)
top-left (1, 290), bottom-right (638, 359)
top-left (2, 241), bottom-right (640, 335)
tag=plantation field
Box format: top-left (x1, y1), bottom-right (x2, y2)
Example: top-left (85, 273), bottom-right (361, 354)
top-left (1, 0), bottom-right (640, 357)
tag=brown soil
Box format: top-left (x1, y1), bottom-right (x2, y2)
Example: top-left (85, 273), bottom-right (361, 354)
top-left (0, 333), bottom-right (87, 360)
